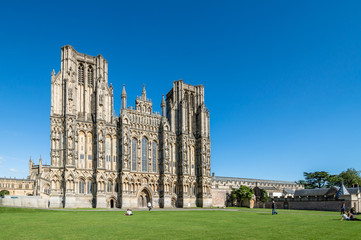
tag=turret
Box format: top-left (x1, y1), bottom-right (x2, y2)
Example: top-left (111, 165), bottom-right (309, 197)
top-left (161, 95), bottom-right (166, 117)
top-left (39, 155), bottom-right (43, 174)
top-left (142, 84), bottom-right (146, 100)
top-left (121, 84), bottom-right (127, 109)
top-left (135, 84), bottom-right (153, 114)
top-left (29, 157), bottom-right (33, 173)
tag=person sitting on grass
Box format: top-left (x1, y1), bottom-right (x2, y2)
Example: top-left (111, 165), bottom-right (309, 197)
top-left (124, 208), bottom-right (133, 216)
top-left (341, 211), bottom-right (361, 221)
top-left (341, 212), bottom-right (350, 221)
top-left (348, 211), bottom-right (361, 221)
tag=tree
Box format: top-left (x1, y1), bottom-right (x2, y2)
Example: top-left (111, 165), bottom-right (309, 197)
top-left (260, 189), bottom-right (269, 203)
top-left (299, 169), bottom-right (361, 188)
top-left (327, 174), bottom-right (343, 187)
top-left (0, 190), bottom-right (9, 197)
top-left (231, 185), bottom-right (254, 206)
top-left (339, 168), bottom-right (361, 188)
top-left (297, 180), bottom-right (309, 188)
top-left (302, 171), bottom-right (330, 189)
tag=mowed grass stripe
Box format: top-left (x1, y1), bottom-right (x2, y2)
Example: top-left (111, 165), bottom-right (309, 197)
top-left (0, 207), bottom-right (357, 240)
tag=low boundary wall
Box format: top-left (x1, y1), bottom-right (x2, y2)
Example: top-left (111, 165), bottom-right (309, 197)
top-left (0, 195), bottom-right (49, 208)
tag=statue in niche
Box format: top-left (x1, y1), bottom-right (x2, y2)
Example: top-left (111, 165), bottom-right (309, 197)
top-left (68, 100), bottom-right (73, 113)
top-left (99, 94), bottom-right (104, 106)
top-left (68, 137), bottom-right (72, 148)
top-left (68, 89), bottom-right (73, 100)
top-left (99, 141), bottom-right (103, 152)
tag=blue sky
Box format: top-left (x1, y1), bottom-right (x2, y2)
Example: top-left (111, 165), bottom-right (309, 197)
top-left (1, 0), bottom-right (361, 181)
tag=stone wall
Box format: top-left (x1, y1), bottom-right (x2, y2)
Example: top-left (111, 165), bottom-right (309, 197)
top-left (259, 196), bottom-right (354, 212)
top-left (0, 195), bottom-right (49, 208)
top-left (0, 178), bottom-right (35, 196)
top-left (211, 188), bottom-right (229, 207)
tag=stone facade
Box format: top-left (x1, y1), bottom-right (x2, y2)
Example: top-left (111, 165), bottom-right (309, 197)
top-left (36, 45), bottom-right (212, 208)
top-left (0, 177), bottom-right (34, 196)
top-left (264, 187), bottom-right (361, 212)
top-left (211, 176), bottom-right (303, 207)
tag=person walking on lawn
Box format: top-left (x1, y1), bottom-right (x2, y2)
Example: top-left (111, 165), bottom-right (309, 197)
top-left (272, 201), bottom-right (278, 215)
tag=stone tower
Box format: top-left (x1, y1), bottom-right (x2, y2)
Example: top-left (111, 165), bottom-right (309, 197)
top-left (50, 45), bottom-right (116, 208)
top-left (166, 80), bottom-right (212, 207)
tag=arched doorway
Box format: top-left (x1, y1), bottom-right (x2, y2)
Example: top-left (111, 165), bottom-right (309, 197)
top-left (110, 199), bottom-right (114, 208)
top-left (171, 197), bottom-right (177, 208)
top-left (138, 188), bottom-right (150, 208)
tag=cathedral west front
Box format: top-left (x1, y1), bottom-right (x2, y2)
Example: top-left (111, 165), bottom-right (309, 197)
top-left (0, 46), bottom-right (303, 209)
top-left (48, 45), bottom-right (212, 208)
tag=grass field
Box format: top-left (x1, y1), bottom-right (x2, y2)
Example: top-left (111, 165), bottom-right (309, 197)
top-left (0, 207), bottom-right (358, 240)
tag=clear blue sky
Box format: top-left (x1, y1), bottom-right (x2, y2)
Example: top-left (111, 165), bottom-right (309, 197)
top-left (1, 0), bottom-right (361, 181)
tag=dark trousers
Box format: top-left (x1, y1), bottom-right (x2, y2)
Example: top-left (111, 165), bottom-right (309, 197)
top-left (272, 208), bottom-right (277, 215)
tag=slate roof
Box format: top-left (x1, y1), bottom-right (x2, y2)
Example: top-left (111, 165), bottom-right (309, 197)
top-left (347, 187), bottom-right (361, 195)
top-left (293, 185), bottom-right (361, 197)
top-left (283, 188), bottom-right (296, 194)
top-left (294, 188), bottom-right (330, 197)
top-left (212, 176), bottom-right (300, 185)
top-left (336, 183), bottom-right (350, 197)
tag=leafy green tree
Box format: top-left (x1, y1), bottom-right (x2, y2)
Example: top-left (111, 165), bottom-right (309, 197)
top-left (302, 171), bottom-right (330, 189)
top-left (299, 169), bottom-right (361, 188)
top-left (339, 168), bottom-right (361, 188)
top-left (260, 189), bottom-right (269, 203)
top-left (0, 190), bottom-right (9, 197)
top-left (327, 174), bottom-right (343, 187)
top-left (231, 185), bottom-right (254, 206)
top-left (297, 180), bottom-right (310, 188)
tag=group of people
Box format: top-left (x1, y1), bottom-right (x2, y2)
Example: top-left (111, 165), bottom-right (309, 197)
top-left (124, 202), bottom-right (152, 216)
top-left (340, 202), bottom-right (360, 221)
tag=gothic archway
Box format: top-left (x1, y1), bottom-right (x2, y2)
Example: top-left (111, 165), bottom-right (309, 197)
top-left (110, 199), bottom-right (114, 208)
top-left (171, 197), bottom-right (177, 208)
top-left (138, 188), bottom-right (151, 208)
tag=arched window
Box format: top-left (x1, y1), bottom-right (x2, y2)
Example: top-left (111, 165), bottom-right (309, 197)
top-left (132, 139), bottom-right (137, 171)
top-left (152, 142), bottom-right (157, 172)
top-left (87, 133), bottom-right (92, 169)
top-left (105, 136), bottom-right (111, 169)
top-left (78, 64), bottom-right (84, 83)
top-left (79, 180), bottom-right (85, 194)
top-left (78, 131), bottom-right (85, 168)
top-left (87, 180), bottom-right (92, 194)
top-left (168, 144), bottom-right (172, 172)
top-left (107, 181), bottom-right (112, 192)
top-left (88, 65), bottom-right (93, 85)
top-left (142, 138), bottom-right (148, 172)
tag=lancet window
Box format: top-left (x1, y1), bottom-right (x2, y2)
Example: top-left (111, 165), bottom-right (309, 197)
top-left (79, 180), bottom-right (85, 194)
top-left (142, 138), bottom-right (147, 172)
top-left (152, 142), bottom-right (157, 172)
top-left (78, 64), bottom-right (84, 83)
top-left (132, 139), bottom-right (137, 171)
top-left (88, 65), bottom-right (93, 85)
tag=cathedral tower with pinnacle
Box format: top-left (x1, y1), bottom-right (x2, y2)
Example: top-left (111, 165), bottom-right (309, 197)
top-left (49, 45), bottom-right (211, 208)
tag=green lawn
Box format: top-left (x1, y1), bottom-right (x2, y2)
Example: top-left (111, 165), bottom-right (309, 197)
top-left (0, 207), bottom-right (358, 240)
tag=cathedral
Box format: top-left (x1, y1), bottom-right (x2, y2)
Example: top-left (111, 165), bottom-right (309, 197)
top-left (0, 46), bottom-right (303, 209)
top-left (47, 45), bottom-right (212, 208)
